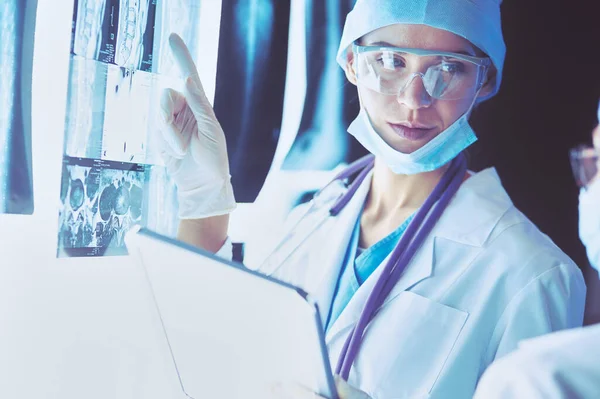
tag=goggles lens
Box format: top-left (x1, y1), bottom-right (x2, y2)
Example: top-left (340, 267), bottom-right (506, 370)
top-left (353, 44), bottom-right (490, 101)
top-left (570, 144), bottom-right (599, 188)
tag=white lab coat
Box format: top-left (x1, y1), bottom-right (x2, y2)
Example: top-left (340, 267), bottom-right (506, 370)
top-left (243, 168), bottom-right (586, 399)
top-left (473, 323), bottom-right (600, 398)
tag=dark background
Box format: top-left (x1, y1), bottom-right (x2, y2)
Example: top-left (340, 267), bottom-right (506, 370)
top-left (469, 1), bottom-right (600, 323)
top-left (215, 0), bottom-right (600, 323)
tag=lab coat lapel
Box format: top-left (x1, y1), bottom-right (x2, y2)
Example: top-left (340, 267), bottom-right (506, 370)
top-left (325, 168), bottom-right (513, 343)
top-left (325, 234), bottom-right (434, 342)
top-left (303, 171), bottom-right (373, 327)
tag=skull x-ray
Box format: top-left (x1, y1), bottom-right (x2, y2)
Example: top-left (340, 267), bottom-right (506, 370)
top-left (0, 0), bottom-right (36, 214)
top-left (58, 0), bottom-right (201, 257)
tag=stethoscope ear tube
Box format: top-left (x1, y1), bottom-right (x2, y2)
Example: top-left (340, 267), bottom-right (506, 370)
top-left (330, 161), bottom-right (374, 216)
top-left (335, 154), bottom-right (468, 380)
top-left (329, 155), bottom-right (376, 217)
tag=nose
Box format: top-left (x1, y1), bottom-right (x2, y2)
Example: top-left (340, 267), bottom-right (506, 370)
top-left (396, 74), bottom-right (433, 109)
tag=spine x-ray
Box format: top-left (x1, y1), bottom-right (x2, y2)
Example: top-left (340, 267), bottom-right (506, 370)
top-left (71, 0), bottom-right (156, 72)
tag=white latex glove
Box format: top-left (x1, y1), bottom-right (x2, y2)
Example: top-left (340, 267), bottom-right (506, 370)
top-left (158, 33), bottom-right (236, 219)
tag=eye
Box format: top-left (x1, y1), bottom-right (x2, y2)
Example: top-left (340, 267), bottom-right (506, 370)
top-left (376, 52), bottom-right (405, 70)
top-left (440, 61), bottom-right (465, 74)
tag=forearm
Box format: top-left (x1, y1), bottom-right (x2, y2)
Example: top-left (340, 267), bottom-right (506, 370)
top-left (177, 214), bottom-right (229, 253)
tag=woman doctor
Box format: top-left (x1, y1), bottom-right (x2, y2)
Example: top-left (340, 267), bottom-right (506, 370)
top-left (157, 0), bottom-right (586, 397)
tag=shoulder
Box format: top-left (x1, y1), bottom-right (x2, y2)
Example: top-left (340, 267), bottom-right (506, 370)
top-left (435, 168), bottom-right (585, 309)
top-left (474, 324), bottom-right (600, 398)
top-left (517, 323), bottom-right (600, 352)
top-left (444, 167), bottom-right (580, 276)
top-left (486, 206), bottom-right (581, 285)
top-left (483, 185), bottom-right (581, 287)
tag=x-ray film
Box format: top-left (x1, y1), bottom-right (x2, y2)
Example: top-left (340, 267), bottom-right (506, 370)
top-left (151, 0), bottom-right (201, 75)
top-left (63, 56), bottom-right (168, 164)
top-left (58, 0), bottom-right (202, 257)
top-left (71, 0), bottom-right (157, 72)
top-left (57, 156), bottom-right (148, 257)
top-left (0, 0), bottom-right (35, 214)
top-left (70, 0), bottom-right (200, 74)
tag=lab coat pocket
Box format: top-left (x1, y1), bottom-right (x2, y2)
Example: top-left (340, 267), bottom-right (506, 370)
top-left (359, 291), bottom-right (469, 399)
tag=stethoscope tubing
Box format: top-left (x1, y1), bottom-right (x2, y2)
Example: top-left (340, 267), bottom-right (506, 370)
top-left (329, 155), bottom-right (375, 217)
top-left (335, 154), bottom-right (468, 379)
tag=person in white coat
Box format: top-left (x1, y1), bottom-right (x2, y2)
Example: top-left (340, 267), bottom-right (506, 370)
top-left (156, 0), bottom-right (586, 398)
top-left (472, 106), bottom-right (600, 399)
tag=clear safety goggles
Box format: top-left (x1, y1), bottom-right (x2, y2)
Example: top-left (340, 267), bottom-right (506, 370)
top-left (352, 43), bottom-right (492, 101)
top-left (570, 144), bottom-right (599, 188)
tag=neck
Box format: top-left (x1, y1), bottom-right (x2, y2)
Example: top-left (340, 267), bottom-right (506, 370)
top-left (365, 157), bottom-right (451, 219)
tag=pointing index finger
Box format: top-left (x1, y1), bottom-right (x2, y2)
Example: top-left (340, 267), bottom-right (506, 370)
top-left (168, 33), bottom-right (200, 83)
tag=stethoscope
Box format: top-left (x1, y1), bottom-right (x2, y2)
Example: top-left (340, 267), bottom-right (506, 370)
top-left (258, 152), bottom-right (468, 381)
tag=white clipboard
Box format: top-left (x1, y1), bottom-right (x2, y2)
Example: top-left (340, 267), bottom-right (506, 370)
top-left (126, 228), bottom-right (338, 399)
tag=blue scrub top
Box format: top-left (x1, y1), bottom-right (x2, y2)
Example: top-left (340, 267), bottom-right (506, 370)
top-left (325, 213), bottom-right (415, 331)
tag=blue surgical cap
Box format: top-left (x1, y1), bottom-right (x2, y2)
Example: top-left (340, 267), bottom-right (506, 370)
top-left (337, 0), bottom-right (506, 100)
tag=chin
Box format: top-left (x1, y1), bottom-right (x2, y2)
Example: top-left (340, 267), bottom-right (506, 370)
top-left (389, 142), bottom-right (426, 154)
top-left (380, 130), bottom-right (436, 154)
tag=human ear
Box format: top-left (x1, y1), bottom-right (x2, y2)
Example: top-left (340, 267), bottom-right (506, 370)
top-left (477, 67), bottom-right (497, 98)
top-left (344, 50), bottom-right (358, 86)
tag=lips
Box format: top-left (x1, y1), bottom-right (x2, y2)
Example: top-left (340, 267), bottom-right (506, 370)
top-left (387, 122), bottom-right (436, 141)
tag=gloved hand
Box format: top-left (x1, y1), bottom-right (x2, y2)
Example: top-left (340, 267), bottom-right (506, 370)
top-left (158, 33), bottom-right (236, 219)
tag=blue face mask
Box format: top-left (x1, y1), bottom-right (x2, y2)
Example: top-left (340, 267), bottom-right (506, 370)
top-left (347, 103), bottom-right (477, 175)
top-left (579, 174), bottom-right (600, 274)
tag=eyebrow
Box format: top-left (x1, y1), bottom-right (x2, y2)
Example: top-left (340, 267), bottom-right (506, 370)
top-left (366, 41), bottom-right (477, 57)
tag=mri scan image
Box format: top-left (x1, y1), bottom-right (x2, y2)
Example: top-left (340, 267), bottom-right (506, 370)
top-left (57, 156), bottom-right (147, 257)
